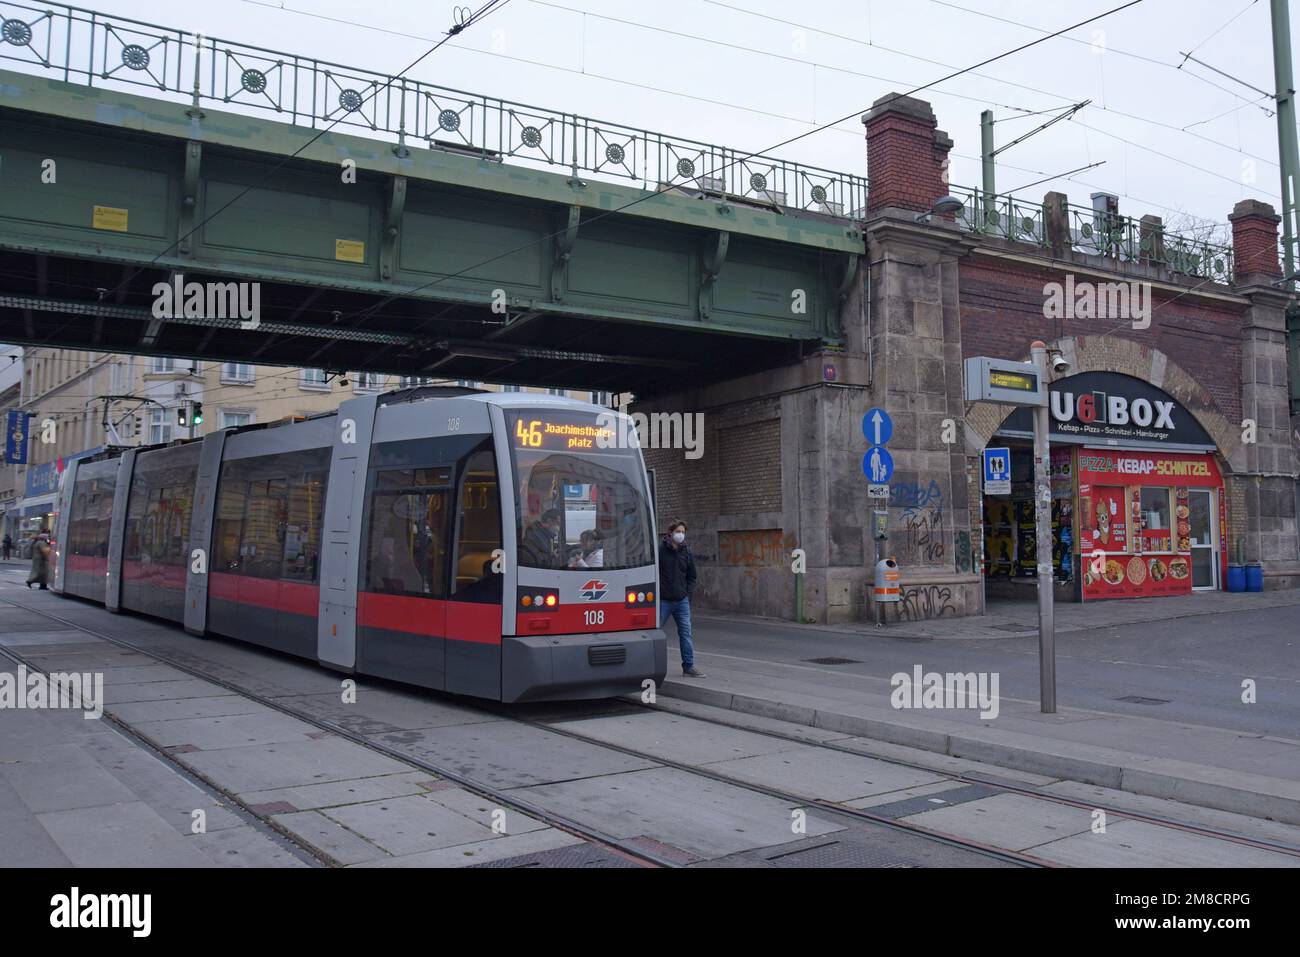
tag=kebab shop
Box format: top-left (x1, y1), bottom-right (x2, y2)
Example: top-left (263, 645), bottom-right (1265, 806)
top-left (1075, 449), bottom-right (1226, 599)
top-left (988, 371), bottom-right (1227, 601)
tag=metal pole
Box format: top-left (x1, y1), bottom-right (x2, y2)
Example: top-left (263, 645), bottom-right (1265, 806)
top-left (1272, 0), bottom-right (1300, 284)
top-left (981, 109), bottom-right (996, 227)
top-left (1030, 341), bottom-right (1056, 713)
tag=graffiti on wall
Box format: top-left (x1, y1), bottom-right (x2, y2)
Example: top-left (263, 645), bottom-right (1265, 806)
top-left (896, 584), bottom-right (958, 621)
top-left (890, 479), bottom-right (946, 565)
top-left (718, 528), bottom-right (788, 566)
top-left (955, 531), bottom-right (972, 573)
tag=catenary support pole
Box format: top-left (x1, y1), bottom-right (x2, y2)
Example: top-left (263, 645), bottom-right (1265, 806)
top-left (1030, 341), bottom-right (1056, 713)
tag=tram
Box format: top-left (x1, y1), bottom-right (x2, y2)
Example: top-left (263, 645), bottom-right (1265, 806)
top-left (52, 387), bottom-right (665, 702)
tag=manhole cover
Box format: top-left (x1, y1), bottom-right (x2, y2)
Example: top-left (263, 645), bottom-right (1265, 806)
top-left (804, 657), bottom-right (862, 665)
top-left (1114, 695), bottom-right (1171, 705)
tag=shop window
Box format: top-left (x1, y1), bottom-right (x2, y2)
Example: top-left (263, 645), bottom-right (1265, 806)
top-left (1139, 487), bottom-right (1172, 535)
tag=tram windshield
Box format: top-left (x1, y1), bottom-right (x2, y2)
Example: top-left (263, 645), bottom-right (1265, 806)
top-left (506, 409), bottom-right (654, 572)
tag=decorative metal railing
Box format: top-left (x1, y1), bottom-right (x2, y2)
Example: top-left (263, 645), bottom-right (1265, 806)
top-left (954, 188), bottom-right (1047, 247)
top-left (0, 0), bottom-right (867, 216)
top-left (949, 185), bottom-right (1235, 285)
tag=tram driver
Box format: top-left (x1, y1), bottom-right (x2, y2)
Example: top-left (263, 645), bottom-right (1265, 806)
top-left (520, 507), bottom-right (563, 568)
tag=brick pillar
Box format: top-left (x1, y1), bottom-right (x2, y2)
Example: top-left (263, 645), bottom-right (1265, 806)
top-left (1139, 214), bottom-right (1164, 266)
top-left (862, 94), bottom-right (953, 215)
top-left (1043, 191), bottom-right (1068, 258)
top-left (1229, 199), bottom-right (1282, 283)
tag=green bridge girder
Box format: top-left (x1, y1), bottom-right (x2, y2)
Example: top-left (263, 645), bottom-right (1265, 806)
top-left (0, 69), bottom-right (864, 393)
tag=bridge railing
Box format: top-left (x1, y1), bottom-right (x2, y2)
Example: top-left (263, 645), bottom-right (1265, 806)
top-left (0, 0), bottom-right (868, 217)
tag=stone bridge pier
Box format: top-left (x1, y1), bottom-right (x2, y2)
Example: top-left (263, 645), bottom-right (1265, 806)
top-left (636, 94), bottom-right (981, 624)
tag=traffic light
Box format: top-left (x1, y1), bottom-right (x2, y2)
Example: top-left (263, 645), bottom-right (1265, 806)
top-left (192, 402), bottom-right (204, 426)
top-left (176, 406), bottom-right (188, 427)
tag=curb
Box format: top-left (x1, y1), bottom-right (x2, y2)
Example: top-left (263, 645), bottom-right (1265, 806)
top-left (660, 682), bottom-right (1300, 827)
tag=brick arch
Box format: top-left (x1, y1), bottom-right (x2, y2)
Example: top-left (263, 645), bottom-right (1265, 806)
top-left (962, 335), bottom-right (1241, 471)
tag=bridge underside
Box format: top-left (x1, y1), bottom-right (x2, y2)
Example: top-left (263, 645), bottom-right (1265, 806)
top-left (0, 249), bottom-right (809, 395)
top-left (0, 71), bottom-right (862, 396)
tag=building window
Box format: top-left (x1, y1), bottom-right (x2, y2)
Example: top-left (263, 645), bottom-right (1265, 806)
top-left (399, 376), bottom-right (434, 389)
top-left (221, 411), bottom-right (252, 429)
top-left (591, 391), bottom-right (613, 407)
top-left (456, 379), bottom-right (479, 389)
top-left (148, 409), bottom-right (172, 445)
top-left (353, 372), bottom-right (383, 392)
top-left (151, 357), bottom-right (175, 374)
top-left (300, 368), bottom-right (329, 390)
top-left (547, 387), bottom-right (567, 397)
top-left (502, 384), bottom-right (521, 393)
top-left (221, 362), bottom-right (254, 384)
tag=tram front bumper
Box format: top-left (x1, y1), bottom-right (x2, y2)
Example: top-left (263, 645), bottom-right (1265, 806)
top-left (501, 629), bottom-right (667, 703)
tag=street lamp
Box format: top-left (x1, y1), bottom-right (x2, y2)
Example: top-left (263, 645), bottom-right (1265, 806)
top-left (914, 195), bottom-right (965, 223)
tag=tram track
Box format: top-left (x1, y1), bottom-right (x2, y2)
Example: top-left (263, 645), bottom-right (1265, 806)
top-left (0, 596), bottom-right (674, 869)
top-left (2, 593), bottom-right (1043, 867)
top-left (9, 591), bottom-right (1298, 867)
top-left (0, 639), bottom-right (334, 868)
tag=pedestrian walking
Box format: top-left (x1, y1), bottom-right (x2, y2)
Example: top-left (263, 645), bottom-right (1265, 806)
top-left (1, 533), bottom-right (11, 561)
top-left (658, 519), bottom-right (703, 677)
top-left (26, 533), bottom-right (51, 590)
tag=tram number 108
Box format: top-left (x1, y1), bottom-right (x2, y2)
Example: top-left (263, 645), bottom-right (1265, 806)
top-left (584, 609), bottom-right (605, 626)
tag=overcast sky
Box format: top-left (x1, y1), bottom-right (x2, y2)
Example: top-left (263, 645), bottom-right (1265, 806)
top-left (11, 0), bottom-right (1294, 232)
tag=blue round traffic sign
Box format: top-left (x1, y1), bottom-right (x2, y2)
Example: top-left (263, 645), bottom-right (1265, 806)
top-left (862, 407), bottom-right (893, 446)
top-left (862, 445), bottom-right (894, 484)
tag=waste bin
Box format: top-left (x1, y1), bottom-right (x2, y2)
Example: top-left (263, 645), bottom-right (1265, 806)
top-left (1245, 563), bottom-right (1263, 592)
top-left (1227, 564), bottom-right (1245, 592)
top-left (873, 558), bottom-right (901, 603)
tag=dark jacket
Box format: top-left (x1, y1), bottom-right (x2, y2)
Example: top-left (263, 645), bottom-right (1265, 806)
top-left (658, 535), bottom-right (696, 602)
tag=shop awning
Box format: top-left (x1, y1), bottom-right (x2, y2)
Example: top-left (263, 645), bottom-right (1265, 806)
top-left (15, 495), bottom-right (55, 517)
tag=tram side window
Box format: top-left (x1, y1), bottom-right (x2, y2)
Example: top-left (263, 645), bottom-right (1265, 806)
top-left (241, 477), bottom-right (288, 580)
top-left (214, 472), bottom-right (248, 572)
top-left (123, 478), bottom-right (148, 563)
top-left (451, 446), bottom-right (503, 603)
top-left (160, 483), bottom-right (194, 566)
top-left (282, 470), bottom-right (327, 583)
top-left (366, 467), bottom-right (451, 598)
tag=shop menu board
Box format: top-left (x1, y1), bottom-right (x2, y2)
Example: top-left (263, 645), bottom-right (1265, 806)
top-left (1076, 448), bottom-right (1222, 600)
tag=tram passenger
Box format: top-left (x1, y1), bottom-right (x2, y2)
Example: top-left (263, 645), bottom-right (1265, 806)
top-left (658, 519), bottom-right (703, 678)
top-left (520, 508), bottom-right (562, 568)
top-left (567, 529), bottom-right (604, 569)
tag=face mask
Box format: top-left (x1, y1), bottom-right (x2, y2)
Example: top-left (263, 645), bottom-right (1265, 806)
top-left (672, 532), bottom-right (685, 544)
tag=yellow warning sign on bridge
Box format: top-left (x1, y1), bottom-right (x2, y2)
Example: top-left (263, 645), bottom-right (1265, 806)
top-left (92, 205), bottom-right (129, 232)
top-left (335, 239), bottom-right (365, 263)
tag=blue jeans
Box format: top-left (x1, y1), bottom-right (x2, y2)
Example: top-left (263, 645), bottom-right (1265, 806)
top-left (658, 596), bottom-right (695, 670)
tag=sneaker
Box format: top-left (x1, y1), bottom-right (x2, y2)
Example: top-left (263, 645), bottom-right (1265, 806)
top-left (681, 666), bottom-right (706, 678)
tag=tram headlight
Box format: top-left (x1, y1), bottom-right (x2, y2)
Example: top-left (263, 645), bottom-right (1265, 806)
top-left (627, 592), bottom-right (637, 604)
top-left (534, 594), bottom-right (545, 606)
top-left (544, 594), bottom-right (557, 607)
top-left (521, 595), bottom-right (532, 607)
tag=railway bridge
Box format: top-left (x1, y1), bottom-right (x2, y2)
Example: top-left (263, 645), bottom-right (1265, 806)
top-left (0, 1), bottom-right (864, 395)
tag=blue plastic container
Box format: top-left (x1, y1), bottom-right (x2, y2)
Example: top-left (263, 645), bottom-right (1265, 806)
top-left (1246, 564), bottom-right (1264, 592)
top-left (1227, 565), bottom-right (1246, 593)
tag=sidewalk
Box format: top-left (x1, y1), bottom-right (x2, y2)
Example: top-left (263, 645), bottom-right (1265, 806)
top-left (660, 591), bottom-right (1300, 826)
top-left (740, 588), bottom-right (1300, 640)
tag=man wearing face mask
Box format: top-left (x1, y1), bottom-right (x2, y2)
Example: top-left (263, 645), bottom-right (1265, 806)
top-left (658, 519), bottom-right (703, 678)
